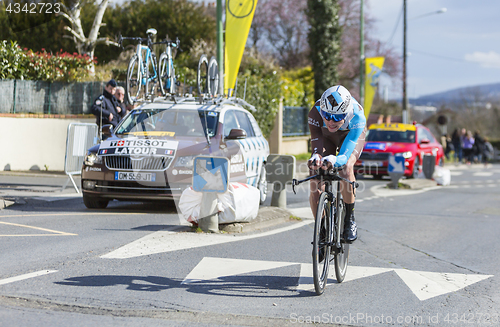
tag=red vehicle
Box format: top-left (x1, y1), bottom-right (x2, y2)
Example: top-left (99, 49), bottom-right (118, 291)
top-left (354, 123), bottom-right (444, 179)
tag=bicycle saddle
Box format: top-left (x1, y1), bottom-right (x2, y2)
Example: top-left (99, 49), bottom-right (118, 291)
top-left (146, 28), bottom-right (157, 36)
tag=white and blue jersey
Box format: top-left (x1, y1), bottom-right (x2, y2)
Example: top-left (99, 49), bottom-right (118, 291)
top-left (308, 98), bottom-right (367, 167)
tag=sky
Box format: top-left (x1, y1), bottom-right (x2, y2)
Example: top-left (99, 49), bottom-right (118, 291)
top-left (122, 0), bottom-right (500, 99)
top-left (367, 0), bottom-right (500, 99)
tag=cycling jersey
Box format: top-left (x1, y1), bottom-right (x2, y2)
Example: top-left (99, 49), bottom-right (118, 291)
top-left (308, 98), bottom-right (367, 167)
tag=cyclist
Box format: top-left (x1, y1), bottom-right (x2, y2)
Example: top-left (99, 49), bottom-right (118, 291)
top-left (307, 85), bottom-right (367, 243)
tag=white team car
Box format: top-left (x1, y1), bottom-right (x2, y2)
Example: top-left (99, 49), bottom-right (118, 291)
top-left (81, 96), bottom-right (270, 209)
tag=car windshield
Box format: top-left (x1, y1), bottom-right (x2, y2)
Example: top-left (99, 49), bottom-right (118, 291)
top-left (366, 129), bottom-right (416, 143)
top-left (115, 108), bottom-right (218, 138)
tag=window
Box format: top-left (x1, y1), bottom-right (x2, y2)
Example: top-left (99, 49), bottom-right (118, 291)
top-left (234, 111), bottom-right (255, 137)
top-left (223, 110), bottom-right (239, 137)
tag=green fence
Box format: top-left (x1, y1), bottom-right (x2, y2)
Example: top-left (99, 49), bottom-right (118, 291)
top-left (283, 106), bottom-right (309, 136)
top-left (0, 80), bottom-right (114, 115)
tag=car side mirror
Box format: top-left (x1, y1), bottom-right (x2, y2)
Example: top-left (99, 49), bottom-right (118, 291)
top-left (420, 138), bottom-right (430, 144)
top-left (101, 124), bottom-right (113, 138)
top-left (226, 128), bottom-right (247, 140)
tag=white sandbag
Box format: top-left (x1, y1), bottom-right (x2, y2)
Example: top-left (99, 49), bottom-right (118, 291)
top-left (432, 166), bottom-right (451, 186)
top-left (178, 183), bottom-right (260, 224)
top-left (218, 183), bottom-right (260, 223)
top-left (178, 187), bottom-right (203, 224)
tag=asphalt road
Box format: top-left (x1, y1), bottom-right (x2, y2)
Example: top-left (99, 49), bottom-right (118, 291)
top-left (1, 164), bottom-right (499, 326)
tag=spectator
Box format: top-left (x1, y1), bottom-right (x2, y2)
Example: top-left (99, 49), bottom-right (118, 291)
top-left (473, 130), bottom-right (485, 163)
top-left (483, 137), bottom-right (494, 166)
top-left (451, 128), bottom-right (463, 163)
top-left (444, 134), bottom-right (454, 160)
top-left (91, 79), bottom-right (121, 129)
top-left (114, 86), bottom-right (128, 119)
top-left (461, 130), bottom-right (475, 164)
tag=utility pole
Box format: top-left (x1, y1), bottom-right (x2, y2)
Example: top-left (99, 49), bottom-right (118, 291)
top-left (217, 0), bottom-right (224, 96)
top-left (359, 0), bottom-right (364, 105)
top-left (402, 0), bottom-right (408, 124)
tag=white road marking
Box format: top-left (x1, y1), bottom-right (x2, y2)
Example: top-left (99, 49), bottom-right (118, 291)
top-left (394, 269), bottom-right (492, 301)
top-left (182, 257), bottom-right (296, 284)
top-left (473, 172), bottom-right (494, 177)
top-left (101, 220), bottom-right (314, 259)
top-left (449, 171), bottom-right (463, 176)
top-left (370, 184), bottom-right (441, 198)
top-left (185, 257), bottom-right (492, 301)
top-left (0, 221), bottom-right (77, 237)
top-left (0, 270), bottom-right (57, 286)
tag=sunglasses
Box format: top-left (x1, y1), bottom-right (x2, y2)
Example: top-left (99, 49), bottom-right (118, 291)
top-left (320, 110), bottom-right (346, 122)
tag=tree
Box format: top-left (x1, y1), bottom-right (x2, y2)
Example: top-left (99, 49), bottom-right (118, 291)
top-left (250, 0), bottom-right (309, 69)
top-left (307, 0), bottom-right (342, 100)
top-left (58, 0), bottom-right (116, 72)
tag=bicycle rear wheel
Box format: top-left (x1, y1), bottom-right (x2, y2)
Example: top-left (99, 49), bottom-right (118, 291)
top-left (197, 54), bottom-right (208, 95)
top-left (208, 56), bottom-right (219, 96)
top-left (333, 197), bottom-right (349, 283)
top-left (126, 55), bottom-right (143, 104)
top-left (312, 191), bottom-right (331, 295)
top-left (159, 53), bottom-right (174, 95)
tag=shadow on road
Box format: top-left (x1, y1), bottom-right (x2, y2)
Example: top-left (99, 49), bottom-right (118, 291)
top-left (54, 274), bottom-right (314, 298)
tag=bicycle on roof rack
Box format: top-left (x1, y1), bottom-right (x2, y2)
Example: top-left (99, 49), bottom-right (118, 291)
top-left (118, 28), bottom-right (159, 104)
top-left (292, 162), bottom-right (359, 295)
top-left (157, 37), bottom-right (180, 96)
top-left (197, 54), bottom-right (219, 97)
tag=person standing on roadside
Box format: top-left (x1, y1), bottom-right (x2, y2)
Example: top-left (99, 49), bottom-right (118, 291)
top-left (114, 86), bottom-right (128, 120)
top-left (91, 79), bottom-right (121, 129)
top-left (451, 128), bottom-right (463, 164)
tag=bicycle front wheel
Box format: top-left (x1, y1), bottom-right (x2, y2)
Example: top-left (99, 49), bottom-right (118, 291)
top-left (333, 197), bottom-right (349, 283)
top-left (126, 55), bottom-right (142, 104)
top-left (312, 191), bottom-right (331, 295)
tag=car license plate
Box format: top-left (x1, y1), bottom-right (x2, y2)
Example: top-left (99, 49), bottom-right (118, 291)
top-left (115, 172), bottom-right (156, 182)
top-left (362, 161), bottom-right (384, 167)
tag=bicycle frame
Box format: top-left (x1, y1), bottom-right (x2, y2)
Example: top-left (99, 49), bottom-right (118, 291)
top-left (135, 42), bottom-right (157, 86)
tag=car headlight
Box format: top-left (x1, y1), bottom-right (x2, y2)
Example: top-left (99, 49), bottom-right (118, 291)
top-left (400, 151), bottom-right (413, 159)
top-left (84, 153), bottom-right (103, 166)
top-left (175, 155), bottom-right (196, 168)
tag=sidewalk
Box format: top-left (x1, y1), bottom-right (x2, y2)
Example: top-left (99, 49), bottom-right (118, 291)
top-left (0, 170), bottom-right (80, 209)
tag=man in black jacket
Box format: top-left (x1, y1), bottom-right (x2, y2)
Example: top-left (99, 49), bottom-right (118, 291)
top-left (91, 79), bottom-right (120, 129)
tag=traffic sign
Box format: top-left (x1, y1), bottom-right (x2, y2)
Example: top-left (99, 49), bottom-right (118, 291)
top-left (388, 154), bottom-right (405, 173)
top-left (193, 156), bottom-right (229, 193)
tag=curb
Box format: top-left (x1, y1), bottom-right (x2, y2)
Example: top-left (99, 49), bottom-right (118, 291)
top-left (219, 206), bottom-right (295, 233)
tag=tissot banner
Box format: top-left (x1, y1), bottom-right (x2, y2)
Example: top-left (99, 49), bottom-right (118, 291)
top-left (224, 0), bottom-right (258, 95)
top-left (364, 57), bottom-right (385, 119)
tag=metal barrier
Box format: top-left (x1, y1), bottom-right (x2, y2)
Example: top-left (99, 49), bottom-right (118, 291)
top-left (63, 123), bottom-right (99, 193)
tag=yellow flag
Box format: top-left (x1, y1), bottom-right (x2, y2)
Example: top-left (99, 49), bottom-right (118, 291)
top-left (364, 57), bottom-right (385, 119)
top-left (225, 0), bottom-right (258, 95)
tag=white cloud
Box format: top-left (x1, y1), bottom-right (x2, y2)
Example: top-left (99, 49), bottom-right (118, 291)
top-left (464, 51), bottom-right (500, 68)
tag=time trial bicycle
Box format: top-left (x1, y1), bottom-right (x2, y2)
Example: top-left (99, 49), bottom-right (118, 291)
top-left (292, 162), bottom-right (359, 295)
top-left (118, 28), bottom-right (159, 104)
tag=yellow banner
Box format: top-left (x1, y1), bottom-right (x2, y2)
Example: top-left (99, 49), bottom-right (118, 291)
top-left (224, 0), bottom-right (258, 95)
top-left (364, 57), bottom-right (385, 119)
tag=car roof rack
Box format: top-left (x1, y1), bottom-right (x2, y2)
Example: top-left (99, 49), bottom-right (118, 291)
top-left (142, 94), bottom-right (256, 111)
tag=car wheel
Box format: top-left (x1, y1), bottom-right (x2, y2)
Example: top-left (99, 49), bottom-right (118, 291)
top-left (411, 157), bottom-right (420, 179)
top-left (83, 194), bottom-right (109, 209)
top-left (373, 174), bottom-right (384, 180)
top-left (257, 166), bottom-right (268, 205)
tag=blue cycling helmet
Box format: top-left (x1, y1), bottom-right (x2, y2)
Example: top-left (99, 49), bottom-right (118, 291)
top-left (319, 85), bottom-right (353, 122)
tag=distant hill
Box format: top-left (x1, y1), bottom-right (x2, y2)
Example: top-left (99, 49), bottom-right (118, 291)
top-left (410, 82), bottom-right (500, 106)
